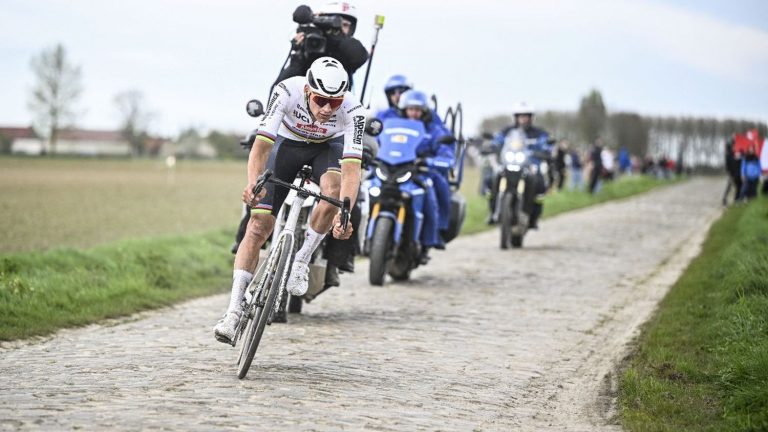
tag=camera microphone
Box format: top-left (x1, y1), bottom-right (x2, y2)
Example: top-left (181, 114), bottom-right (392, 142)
top-left (293, 5), bottom-right (314, 24)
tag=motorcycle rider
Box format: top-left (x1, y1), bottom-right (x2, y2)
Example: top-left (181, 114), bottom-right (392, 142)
top-left (487, 102), bottom-right (552, 229)
top-left (214, 57), bottom-right (363, 344)
top-left (376, 74), bottom-right (413, 120)
top-left (398, 89), bottom-right (456, 259)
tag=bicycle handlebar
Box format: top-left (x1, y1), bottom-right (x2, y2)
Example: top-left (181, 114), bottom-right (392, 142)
top-left (252, 169), bottom-right (351, 231)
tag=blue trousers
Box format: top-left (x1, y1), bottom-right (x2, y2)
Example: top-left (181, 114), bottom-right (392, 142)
top-left (419, 175), bottom-right (441, 247)
top-left (424, 170), bottom-right (452, 231)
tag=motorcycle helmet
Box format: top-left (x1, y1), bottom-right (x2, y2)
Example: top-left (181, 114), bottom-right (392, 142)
top-left (316, 2), bottom-right (358, 36)
top-left (306, 57), bottom-right (349, 97)
top-left (398, 89), bottom-right (428, 111)
top-left (512, 101), bottom-right (535, 117)
top-left (384, 74), bottom-right (413, 94)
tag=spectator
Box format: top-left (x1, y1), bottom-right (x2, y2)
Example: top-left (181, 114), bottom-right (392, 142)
top-left (569, 147), bottom-right (583, 191)
top-left (741, 145), bottom-right (762, 201)
top-left (589, 138), bottom-right (604, 194)
top-left (554, 139), bottom-right (568, 190)
top-left (618, 146), bottom-right (632, 175)
top-left (601, 146), bottom-right (615, 181)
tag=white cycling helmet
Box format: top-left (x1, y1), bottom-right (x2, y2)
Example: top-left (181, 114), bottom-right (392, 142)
top-left (306, 57), bottom-right (349, 97)
top-left (512, 101), bottom-right (535, 116)
top-left (317, 2), bottom-right (358, 35)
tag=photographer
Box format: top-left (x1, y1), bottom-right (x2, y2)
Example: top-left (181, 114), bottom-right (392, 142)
top-left (273, 2), bottom-right (369, 90)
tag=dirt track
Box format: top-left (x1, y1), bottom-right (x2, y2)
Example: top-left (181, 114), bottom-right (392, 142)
top-left (0, 178), bottom-right (722, 431)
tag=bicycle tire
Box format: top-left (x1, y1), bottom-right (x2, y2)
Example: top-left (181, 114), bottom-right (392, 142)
top-left (237, 242), bottom-right (293, 379)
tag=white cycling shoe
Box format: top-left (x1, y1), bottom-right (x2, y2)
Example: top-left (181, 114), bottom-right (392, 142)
top-left (286, 262), bottom-right (310, 296)
top-left (213, 311), bottom-right (241, 344)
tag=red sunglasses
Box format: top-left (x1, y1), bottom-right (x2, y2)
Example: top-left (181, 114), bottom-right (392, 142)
top-left (310, 93), bottom-right (344, 109)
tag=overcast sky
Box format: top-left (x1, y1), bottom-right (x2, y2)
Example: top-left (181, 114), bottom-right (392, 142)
top-left (1, 0), bottom-right (767, 137)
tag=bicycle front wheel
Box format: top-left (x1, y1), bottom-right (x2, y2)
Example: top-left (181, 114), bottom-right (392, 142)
top-left (237, 242), bottom-right (293, 379)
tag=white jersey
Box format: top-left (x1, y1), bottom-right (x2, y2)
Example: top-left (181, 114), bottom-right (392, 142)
top-left (255, 76), bottom-right (365, 164)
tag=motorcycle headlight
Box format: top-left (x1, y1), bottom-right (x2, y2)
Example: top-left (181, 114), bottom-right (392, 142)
top-left (396, 171), bottom-right (412, 183)
top-left (369, 186), bottom-right (381, 197)
top-left (505, 151), bottom-right (527, 164)
top-left (375, 167), bottom-right (388, 181)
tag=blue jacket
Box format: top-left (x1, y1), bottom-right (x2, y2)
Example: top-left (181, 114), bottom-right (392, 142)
top-left (741, 156), bottom-right (761, 180)
top-left (418, 111), bottom-right (455, 171)
top-left (492, 125), bottom-right (552, 160)
top-left (375, 108), bottom-right (456, 170)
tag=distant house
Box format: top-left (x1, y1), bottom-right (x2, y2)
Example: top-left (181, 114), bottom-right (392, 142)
top-left (54, 129), bottom-right (132, 156)
top-left (0, 126), bottom-right (141, 156)
top-left (0, 127), bottom-right (42, 155)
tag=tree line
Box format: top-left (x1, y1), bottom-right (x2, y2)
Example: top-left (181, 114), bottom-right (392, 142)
top-left (480, 89), bottom-right (767, 168)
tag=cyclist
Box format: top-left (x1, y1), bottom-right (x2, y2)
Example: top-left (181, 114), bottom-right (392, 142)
top-left (214, 57), bottom-right (365, 344)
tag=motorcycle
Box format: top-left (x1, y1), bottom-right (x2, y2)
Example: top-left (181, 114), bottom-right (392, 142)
top-left (364, 118), bottom-right (428, 285)
top-left (493, 128), bottom-right (550, 249)
top-left (364, 109), bottom-right (468, 285)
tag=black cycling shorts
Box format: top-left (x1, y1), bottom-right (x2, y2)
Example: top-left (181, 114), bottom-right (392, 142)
top-left (252, 136), bottom-right (343, 216)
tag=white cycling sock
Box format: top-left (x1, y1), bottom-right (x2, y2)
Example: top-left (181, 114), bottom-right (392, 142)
top-left (294, 226), bottom-right (326, 265)
top-left (227, 269), bottom-right (253, 314)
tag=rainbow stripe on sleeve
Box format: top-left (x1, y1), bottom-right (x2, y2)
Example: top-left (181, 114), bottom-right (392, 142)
top-left (341, 154), bottom-right (362, 164)
top-left (255, 131), bottom-right (276, 145)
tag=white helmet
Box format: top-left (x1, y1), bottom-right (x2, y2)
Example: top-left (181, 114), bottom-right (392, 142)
top-left (317, 2), bottom-right (358, 35)
top-left (512, 101), bottom-right (535, 116)
top-left (306, 57), bottom-right (349, 97)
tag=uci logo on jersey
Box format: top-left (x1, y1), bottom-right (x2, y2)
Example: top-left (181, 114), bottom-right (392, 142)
top-left (293, 110), bottom-right (311, 123)
top-left (392, 134), bottom-right (408, 143)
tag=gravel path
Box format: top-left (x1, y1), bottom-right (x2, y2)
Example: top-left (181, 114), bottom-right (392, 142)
top-left (0, 178), bottom-right (722, 431)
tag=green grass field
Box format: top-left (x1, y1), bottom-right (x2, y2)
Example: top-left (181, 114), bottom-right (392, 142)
top-left (619, 198), bottom-right (768, 431)
top-left (0, 157), bottom-right (680, 340)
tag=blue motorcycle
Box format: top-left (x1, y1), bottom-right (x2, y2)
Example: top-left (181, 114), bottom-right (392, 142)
top-left (364, 118), bottom-right (429, 285)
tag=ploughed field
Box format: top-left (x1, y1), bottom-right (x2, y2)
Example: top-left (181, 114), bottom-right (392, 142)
top-left (0, 157), bottom-right (245, 253)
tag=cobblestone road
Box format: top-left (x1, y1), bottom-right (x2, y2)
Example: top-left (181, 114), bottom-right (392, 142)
top-left (0, 178), bottom-right (722, 431)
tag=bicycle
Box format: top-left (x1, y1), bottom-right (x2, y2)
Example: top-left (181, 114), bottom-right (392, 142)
top-left (232, 166), bottom-right (350, 379)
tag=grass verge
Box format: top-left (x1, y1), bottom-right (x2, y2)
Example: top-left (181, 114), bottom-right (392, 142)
top-left (0, 229), bottom-right (232, 341)
top-left (619, 198), bottom-right (768, 431)
top-left (460, 174), bottom-right (680, 235)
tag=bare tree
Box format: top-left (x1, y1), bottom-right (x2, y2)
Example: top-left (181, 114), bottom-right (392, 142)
top-left (28, 44), bottom-right (83, 155)
top-left (114, 90), bottom-right (153, 157)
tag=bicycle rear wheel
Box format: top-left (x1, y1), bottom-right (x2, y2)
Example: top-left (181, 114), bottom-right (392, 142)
top-left (237, 241), bottom-right (293, 379)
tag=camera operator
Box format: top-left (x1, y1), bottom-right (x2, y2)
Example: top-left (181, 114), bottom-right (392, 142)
top-left (273, 2), bottom-right (369, 90)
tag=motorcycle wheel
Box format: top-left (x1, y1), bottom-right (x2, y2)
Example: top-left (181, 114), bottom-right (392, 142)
top-left (388, 247), bottom-right (411, 281)
top-left (500, 192), bottom-right (514, 250)
top-left (369, 218), bottom-right (393, 286)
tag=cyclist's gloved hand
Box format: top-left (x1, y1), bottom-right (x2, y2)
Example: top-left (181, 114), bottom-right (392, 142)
top-left (332, 211), bottom-right (354, 240)
top-left (243, 183), bottom-right (266, 207)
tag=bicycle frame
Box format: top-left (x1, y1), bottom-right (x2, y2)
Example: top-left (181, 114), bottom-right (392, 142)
top-left (235, 168), bottom-right (350, 345)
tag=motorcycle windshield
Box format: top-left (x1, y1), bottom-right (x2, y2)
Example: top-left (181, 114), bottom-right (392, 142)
top-left (502, 127), bottom-right (526, 155)
top-left (376, 118), bottom-right (427, 166)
